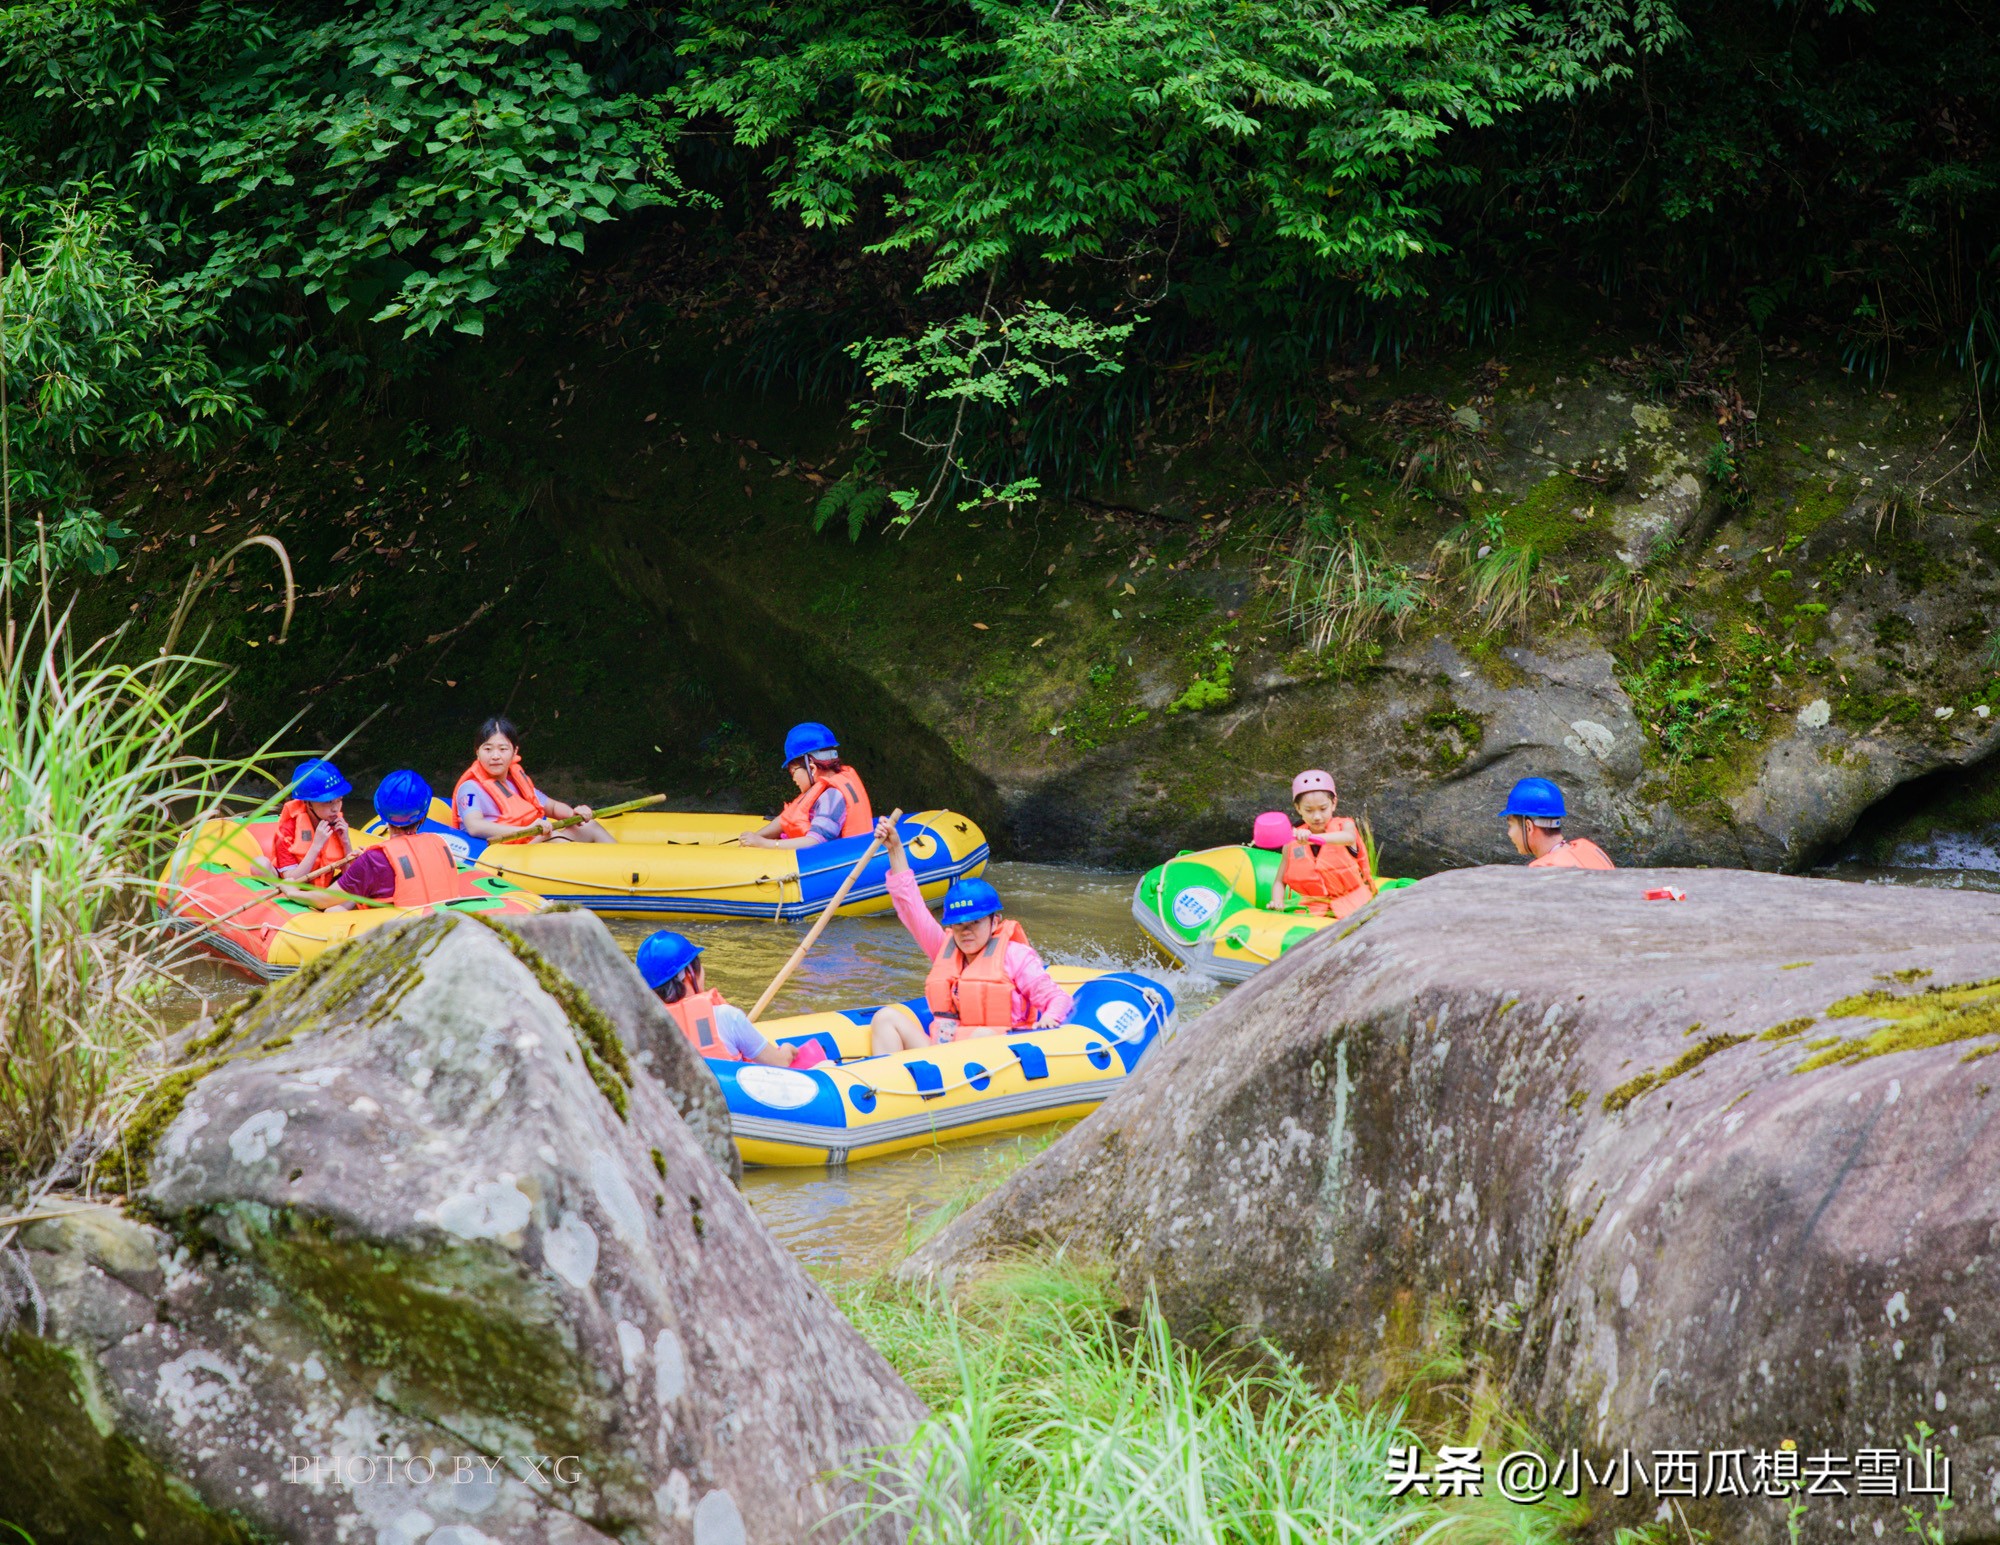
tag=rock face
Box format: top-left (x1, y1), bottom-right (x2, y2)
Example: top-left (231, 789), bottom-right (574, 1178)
top-left (2, 913), bottom-right (922, 1543)
top-left (908, 867), bottom-right (2000, 1542)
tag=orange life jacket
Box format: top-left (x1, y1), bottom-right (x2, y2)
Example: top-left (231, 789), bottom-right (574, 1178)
top-left (1279, 820), bottom-right (1372, 918)
top-left (662, 989), bottom-right (743, 1062)
top-left (925, 918), bottom-right (1033, 1034)
top-left (777, 764), bottom-right (874, 839)
top-left (1529, 837), bottom-right (1616, 870)
top-left (450, 758), bottom-right (542, 831)
top-left (275, 800), bottom-right (348, 885)
top-left (377, 832), bottom-right (470, 907)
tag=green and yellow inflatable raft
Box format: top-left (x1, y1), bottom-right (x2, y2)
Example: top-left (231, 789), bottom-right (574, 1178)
top-left (1133, 844), bottom-right (1414, 981)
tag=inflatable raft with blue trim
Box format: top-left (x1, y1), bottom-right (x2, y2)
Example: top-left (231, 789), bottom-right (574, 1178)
top-left (385, 805), bottom-right (988, 921)
top-left (711, 968), bottom-right (1175, 1166)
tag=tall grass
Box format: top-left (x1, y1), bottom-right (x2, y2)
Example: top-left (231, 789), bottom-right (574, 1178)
top-left (834, 1259), bottom-right (1581, 1545)
top-left (1278, 522), bottom-right (1431, 659)
top-left (0, 600), bottom-right (237, 1199)
top-left (0, 526), bottom-right (293, 1204)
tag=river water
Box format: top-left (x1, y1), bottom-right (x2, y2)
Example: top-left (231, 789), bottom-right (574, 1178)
top-left (167, 862), bottom-right (1221, 1276)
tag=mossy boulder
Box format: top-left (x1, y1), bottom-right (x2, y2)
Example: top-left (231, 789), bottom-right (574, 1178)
top-left (3, 912), bottom-right (921, 1542)
top-left (907, 867), bottom-right (2000, 1542)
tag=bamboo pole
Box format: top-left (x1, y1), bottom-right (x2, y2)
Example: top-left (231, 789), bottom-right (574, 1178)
top-left (747, 809), bottom-right (902, 1023)
top-left (486, 792), bottom-right (667, 846)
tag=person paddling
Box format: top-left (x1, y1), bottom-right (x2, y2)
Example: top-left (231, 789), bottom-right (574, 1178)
top-left (1501, 778), bottom-right (1615, 869)
top-left (323, 772), bottom-right (475, 911)
top-left (264, 758), bottom-right (353, 884)
top-left (740, 722), bottom-right (873, 851)
top-left (1272, 770), bottom-right (1375, 919)
top-left (451, 716), bottom-right (613, 845)
top-left (866, 816), bottom-right (1075, 1055)
top-left (636, 931), bottom-right (825, 1069)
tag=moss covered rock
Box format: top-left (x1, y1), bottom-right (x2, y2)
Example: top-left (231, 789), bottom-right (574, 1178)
top-left (906, 866), bottom-right (2000, 1543)
top-left (3, 912), bottom-right (920, 1542)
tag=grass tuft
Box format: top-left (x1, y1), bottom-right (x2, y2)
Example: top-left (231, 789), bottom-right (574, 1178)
top-left (834, 1258), bottom-right (1577, 1545)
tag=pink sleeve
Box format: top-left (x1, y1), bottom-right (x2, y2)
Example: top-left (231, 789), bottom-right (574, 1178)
top-left (1005, 942), bottom-right (1076, 1025)
top-left (886, 866), bottom-right (946, 959)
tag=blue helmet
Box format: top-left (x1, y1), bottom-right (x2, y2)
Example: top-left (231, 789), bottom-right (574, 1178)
top-left (636, 931), bottom-right (704, 991)
top-left (941, 876), bottom-right (1003, 927)
top-left (373, 770), bottom-right (433, 826)
top-left (1500, 777), bottom-right (1566, 821)
top-left (782, 722), bottom-right (839, 765)
top-left (292, 758), bottom-right (351, 803)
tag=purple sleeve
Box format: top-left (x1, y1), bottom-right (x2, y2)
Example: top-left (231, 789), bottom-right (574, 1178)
top-left (335, 848), bottom-right (396, 901)
top-left (803, 787), bottom-right (845, 845)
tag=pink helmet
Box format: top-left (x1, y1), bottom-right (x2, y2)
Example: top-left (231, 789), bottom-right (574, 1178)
top-left (1291, 769), bottom-right (1337, 800)
top-left (1251, 812), bottom-right (1293, 850)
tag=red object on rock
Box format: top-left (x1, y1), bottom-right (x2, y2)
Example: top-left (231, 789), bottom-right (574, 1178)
top-left (1644, 887), bottom-right (1687, 902)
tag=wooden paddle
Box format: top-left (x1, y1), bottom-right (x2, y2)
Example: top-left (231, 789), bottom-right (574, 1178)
top-left (748, 809), bottom-right (902, 1023)
top-left (487, 792), bottom-right (668, 846)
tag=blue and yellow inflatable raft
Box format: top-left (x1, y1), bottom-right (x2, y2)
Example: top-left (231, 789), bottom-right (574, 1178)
top-left (714, 968), bottom-right (1175, 1165)
top-left (389, 806), bottom-right (988, 921)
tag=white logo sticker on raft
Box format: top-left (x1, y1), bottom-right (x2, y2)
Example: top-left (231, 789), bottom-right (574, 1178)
top-left (734, 1065), bottom-right (822, 1110)
top-left (440, 830), bottom-right (474, 865)
top-left (1171, 886), bottom-right (1224, 932)
top-left (1094, 1001), bottom-right (1147, 1043)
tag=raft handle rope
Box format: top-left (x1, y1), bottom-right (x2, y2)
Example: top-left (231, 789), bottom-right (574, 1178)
top-left (825, 1038), bottom-right (1144, 1102)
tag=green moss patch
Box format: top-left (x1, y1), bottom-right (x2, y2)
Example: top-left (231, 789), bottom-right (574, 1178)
top-left (1758, 1016), bottom-right (1815, 1043)
top-left (0, 1332), bottom-right (261, 1544)
top-left (1495, 472), bottom-right (1605, 556)
top-left (487, 921), bottom-right (632, 1119)
top-left (1603, 1032), bottom-right (1750, 1114)
top-left (1795, 976), bottom-right (2000, 1071)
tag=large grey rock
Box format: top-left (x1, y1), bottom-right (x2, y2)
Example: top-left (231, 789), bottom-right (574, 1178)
top-left (906, 867), bottom-right (2000, 1542)
top-left (3, 913), bottom-right (922, 1542)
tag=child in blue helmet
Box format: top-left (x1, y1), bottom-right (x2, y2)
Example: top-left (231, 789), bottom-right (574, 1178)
top-left (327, 772), bottom-right (471, 909)
top-left (867, 816), bottom-right (1075, 1055)
top-left (265, 758), bottom-right (353, 884)
top-left (636, 932), bottom-right (823, 1068)
top-left (740, 722), bottom-right (874, 850)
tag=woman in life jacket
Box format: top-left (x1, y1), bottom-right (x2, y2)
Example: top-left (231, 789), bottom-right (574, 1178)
top-left (261, 758), bottom-right (354, 886)
top-left (635, 932), bottom-right (825, 1068)
top-left (740, 721), bottom-right (874, 850)
top-left (451, 717), bottom-right (613, 845)
top-left (866, 816), bottom-right (1076, 1056)
top-left (1272, 769), bottom-right (1376, 921)
top-left (321, 772), bottom-right (480, 912)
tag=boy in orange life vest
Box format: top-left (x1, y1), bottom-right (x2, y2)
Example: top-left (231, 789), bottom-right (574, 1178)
top-left (266, 758), bottom-right (353, 884)
top-left (634, 932), bottom-right (825, 1068)
top-left (1500, 777), bottom-right (1616, 869)
top-left (451, 716), bottom-right (614, 844)
top-left (867, 816), bottom-right (1075, 1056)
top-left (740, 722), bottom-right (873, 850)
top-left (1271, 769), bottom-right (1375, 921)
top-left (326, 772), bottom-right (475, 911)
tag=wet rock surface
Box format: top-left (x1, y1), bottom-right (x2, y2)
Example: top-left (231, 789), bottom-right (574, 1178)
top-left (907, 866), bottom-right (2000, 1542)
top-left (2, 913), bottom-right (922, 1543)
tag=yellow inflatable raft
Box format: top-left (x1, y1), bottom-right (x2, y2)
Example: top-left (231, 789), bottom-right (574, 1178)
top-left (157, 819), bottom-right (545, 980)
top-left (397, 805), bottom-right (988, 921)
top-left (713, 967), bottom-right (1175, 1166)
top-left (1133, 843), bottom-right (1415, 981)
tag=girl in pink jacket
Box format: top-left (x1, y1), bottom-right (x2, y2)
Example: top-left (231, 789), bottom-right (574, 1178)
top-left (868, 816), bottom-right (1076, 1056)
